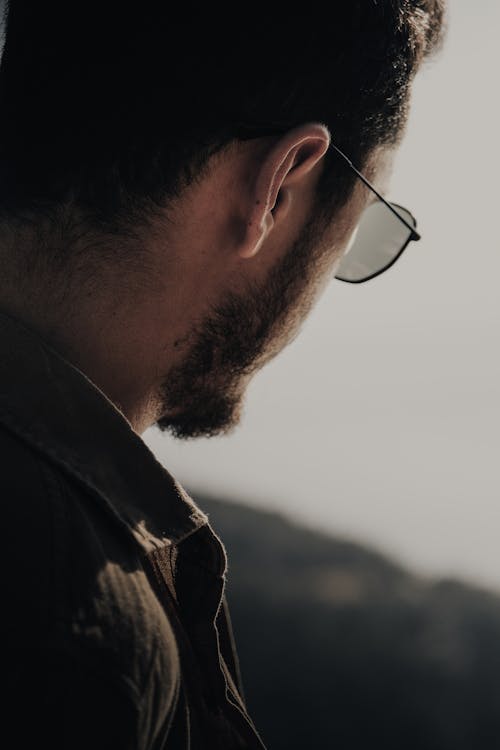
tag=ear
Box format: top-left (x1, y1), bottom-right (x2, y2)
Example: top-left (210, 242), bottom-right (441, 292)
top-left (239, 123), bottom-right (330, 259)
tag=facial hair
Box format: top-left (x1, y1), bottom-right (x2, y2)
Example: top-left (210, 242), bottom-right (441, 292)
top-left (155, 208), bottom-right (332, 440)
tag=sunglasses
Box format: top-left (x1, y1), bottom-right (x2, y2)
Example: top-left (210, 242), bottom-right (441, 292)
top-left (329, 142), bottom-right (421, 284)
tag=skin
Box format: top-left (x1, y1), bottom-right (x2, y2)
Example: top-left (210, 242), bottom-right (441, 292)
top-left (0, 123), bottom-right (394, 437)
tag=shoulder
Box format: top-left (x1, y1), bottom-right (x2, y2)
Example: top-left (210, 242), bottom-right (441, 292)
top-left (0, 424), bottom-right (57, 635)
top-left (0, 421), bottom-right (54, 516)
top-left (0, 424), bottom-right (182, 745)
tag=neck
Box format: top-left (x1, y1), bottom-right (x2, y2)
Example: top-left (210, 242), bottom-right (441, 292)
top-left (0, 269), bottom-right (187, 435)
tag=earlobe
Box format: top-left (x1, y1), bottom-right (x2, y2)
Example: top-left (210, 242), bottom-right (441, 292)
top-left (237, 123), bottom-right (330, 260)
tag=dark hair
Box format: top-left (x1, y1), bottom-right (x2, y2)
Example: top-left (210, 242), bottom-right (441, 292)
top-left (0, 1), bottom-right (445, 262)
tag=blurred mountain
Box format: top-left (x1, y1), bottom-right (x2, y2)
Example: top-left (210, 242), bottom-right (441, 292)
top-left (192, 492), bottom-right (500, 750)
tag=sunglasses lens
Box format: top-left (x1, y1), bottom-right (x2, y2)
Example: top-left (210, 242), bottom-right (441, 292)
top-left (334, 202), bottom-right (417, 283)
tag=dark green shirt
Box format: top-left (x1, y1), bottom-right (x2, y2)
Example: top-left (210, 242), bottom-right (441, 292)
top-left (0, 309), bottom-right (267, 749)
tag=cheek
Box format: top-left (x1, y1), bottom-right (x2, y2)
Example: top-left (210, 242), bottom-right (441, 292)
top-left (322, 192), bottom-right (371, 275)
top-left (343, 224), bottom-right (360, 256)
top-left (315, 222), bottom-right (359, 283)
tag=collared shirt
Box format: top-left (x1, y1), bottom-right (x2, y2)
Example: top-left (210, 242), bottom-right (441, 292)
top-left (0, 309), bottom-right (268, 749)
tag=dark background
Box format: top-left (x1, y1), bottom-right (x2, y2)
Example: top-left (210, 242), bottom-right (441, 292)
top-left (196, 493), bottom-right (500, 750)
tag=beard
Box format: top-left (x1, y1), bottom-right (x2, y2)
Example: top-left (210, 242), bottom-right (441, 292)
top-left (155, 207), bottom-right (333, 439)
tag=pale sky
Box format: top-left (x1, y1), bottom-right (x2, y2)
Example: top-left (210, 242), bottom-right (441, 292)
top-left (144, 1), bottom-right (500, 592)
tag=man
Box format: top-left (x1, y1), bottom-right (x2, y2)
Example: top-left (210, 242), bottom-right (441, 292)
top-left (0, 1), bottom-right (445, 747)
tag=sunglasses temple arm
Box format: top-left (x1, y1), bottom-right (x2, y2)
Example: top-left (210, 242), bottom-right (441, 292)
top-left (328, 143), bottom-right (421, 240)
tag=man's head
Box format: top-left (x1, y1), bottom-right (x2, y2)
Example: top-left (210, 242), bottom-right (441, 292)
top-left (0, 1), bottom-right (446, 437)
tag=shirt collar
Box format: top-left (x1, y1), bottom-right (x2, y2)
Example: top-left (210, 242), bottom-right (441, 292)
top-left (0, 308), bottom-right (209, 552)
